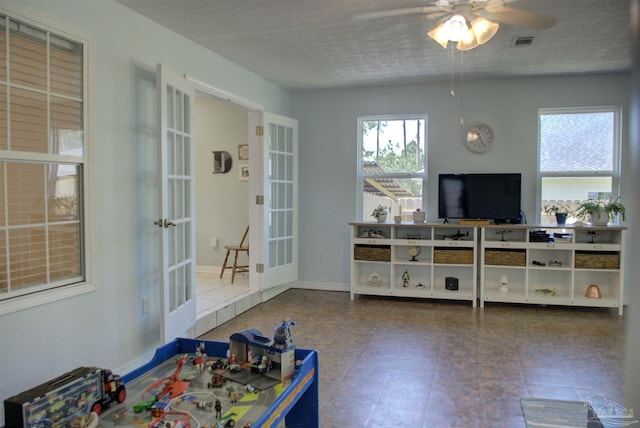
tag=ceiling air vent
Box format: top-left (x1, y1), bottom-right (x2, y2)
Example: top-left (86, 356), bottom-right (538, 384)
top-left (512, 36), bottom-right (534, 47)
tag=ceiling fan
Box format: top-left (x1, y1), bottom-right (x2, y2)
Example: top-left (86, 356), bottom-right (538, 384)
top-left (355, 0), bottom-right (556, 50)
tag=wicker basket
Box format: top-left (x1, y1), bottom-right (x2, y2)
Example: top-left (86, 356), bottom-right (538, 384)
top-left (485, 249), bottom-right (526, 266)
top-left (575, 251), bottom-right (620, 269)
top-left (354, 245), bottom-right (391, 262)
top-left (434, 248), bottom-right (474, 264)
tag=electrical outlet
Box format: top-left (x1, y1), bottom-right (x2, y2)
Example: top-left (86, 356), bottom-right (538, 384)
top-left (211, 237), bottom-right (218, 248)
top-left (142, 296), bottom-right (150, 314)
top-left (318, 251), bottom-right (325, 262)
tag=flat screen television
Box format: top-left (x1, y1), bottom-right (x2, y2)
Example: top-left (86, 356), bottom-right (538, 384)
top-left (438, 173), bottom-right (522, 223)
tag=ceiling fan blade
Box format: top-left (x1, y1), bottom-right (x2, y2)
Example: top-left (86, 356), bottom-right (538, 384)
top-left (475, 6), bottom-right (556, 29)
top-left (353, 6), bottom-right (441, 21)
top-left (425, 11), bottom-right (449, 21)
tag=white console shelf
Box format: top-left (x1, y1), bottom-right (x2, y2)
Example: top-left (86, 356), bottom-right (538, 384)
top-left (350, 222), bottom-right (478, 306)
top-left (480, 224), bottom-right (626, 315)
top-left (349, 222), bottom-right (626, 315)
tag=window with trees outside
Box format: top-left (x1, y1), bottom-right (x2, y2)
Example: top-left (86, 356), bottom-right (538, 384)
top-left (0, 13), bottom-right (88, 311)
top-left (358, 115), bottom-right (427, 221)
top-left (538, 107), bottom-right (621, 224)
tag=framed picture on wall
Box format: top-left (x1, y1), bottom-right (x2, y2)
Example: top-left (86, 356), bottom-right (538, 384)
top-left (239, 163), bottom-right (249, 181)
top-left (238, 144), bottom-right (249, 160)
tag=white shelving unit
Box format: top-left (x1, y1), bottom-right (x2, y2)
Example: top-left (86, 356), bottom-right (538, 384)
top-left (480, 224), bottom-right (626, 315)
top-left (350, 222), bottom-right (478, 306)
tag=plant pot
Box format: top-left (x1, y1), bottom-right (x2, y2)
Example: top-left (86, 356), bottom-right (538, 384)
top-left (376, 213), bottom-right (387, 223)
top-left (412, 211), bottom-right (425, 223)
top-left (589, 208), bottom-right (609, 226)
top-left (555, 213), bottom-right (567, 225)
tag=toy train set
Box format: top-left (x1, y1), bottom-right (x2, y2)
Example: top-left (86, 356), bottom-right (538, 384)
top-left (4, 321), bottom-right (318, 428)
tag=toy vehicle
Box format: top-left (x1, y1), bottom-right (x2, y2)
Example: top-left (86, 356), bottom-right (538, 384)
top-left (219, 412), bottom-right (237, 427)
top-left (4, 366), bottom-right (126, 428)
top-left (132, 395), bottom-right (157, 413)
top-left (149, 411), bottom-right (192, 428)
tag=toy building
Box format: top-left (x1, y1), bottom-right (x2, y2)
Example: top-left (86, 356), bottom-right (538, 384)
top-left (229, 328), bottom-right (296, 384)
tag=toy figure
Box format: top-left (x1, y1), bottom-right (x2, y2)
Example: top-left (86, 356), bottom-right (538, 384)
top-left (214, 399), bottom-right (222, 418)
top-left (402, 270), bottom-right (410, 287)
top-left (273, 318), bottom-right (296, 349)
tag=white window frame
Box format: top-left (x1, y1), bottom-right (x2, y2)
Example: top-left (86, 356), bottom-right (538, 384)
top-left (0, 11), bottom-right (94, 316)
top-left (537, 106), bottom-right (622, 222)
top-left (356, 114), bottom-right (428, 221)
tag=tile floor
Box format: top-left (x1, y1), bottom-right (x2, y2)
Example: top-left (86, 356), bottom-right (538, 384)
top-left (196, 270), bottom-right (253, 319)
top-left (199, 289), bottom-right (625, 428)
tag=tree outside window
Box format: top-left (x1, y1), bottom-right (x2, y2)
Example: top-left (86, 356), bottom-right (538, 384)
top-left (358, 116), bottom-right (427, 221)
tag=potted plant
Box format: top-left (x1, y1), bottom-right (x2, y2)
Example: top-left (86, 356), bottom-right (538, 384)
top-left (575, 197), bottom-right (627, 225)
top-left (543, 204), bottom-right (571, 225)
top-left (412, 208), bottom-right (426, 223)
top-left (371, 205), bottom-right (387, 223)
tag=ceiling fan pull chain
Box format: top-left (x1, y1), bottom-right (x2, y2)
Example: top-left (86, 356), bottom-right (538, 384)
top-left (449, 42), bottom-right (455, 97)
top-left (459, 49), bottom-right (465, 127)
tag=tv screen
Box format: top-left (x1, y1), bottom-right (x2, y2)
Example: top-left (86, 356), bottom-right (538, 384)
top-left (438, 173), bottom-right (521, 222)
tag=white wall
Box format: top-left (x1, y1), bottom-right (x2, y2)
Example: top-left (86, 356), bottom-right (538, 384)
top-left (291, 74), bottom-right (631, 287)
top-left (0, 1), bottom-right (289, 424)
top-left (195, 95), bottom-right (249, 267)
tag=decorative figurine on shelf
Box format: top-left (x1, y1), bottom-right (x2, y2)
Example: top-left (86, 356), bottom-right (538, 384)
top-left (499, 275), bottom-right (509, 294)
top-left (402, 270), bottom-right (410, 287)
top-left (408, 245), bottom-right (421, 261)
top-left (495, 229), bottom-right (512, 241)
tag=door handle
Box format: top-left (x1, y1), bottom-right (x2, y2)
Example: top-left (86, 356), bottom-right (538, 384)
top-left (154, 219), bottom-right (177, 228)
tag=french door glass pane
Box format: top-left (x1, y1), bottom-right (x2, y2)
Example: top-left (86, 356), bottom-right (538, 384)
top-left (267, 122), bottom-right (294, 269)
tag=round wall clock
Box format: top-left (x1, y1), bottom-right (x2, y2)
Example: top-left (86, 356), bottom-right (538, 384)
top-left (465, 124), bottom-right (495, 153)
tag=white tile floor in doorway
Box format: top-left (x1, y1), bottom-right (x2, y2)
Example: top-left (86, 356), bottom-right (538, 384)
top-left (196, 270), bottom-right (252, 317)
top-left (195, 270), bottom-right (259, 336)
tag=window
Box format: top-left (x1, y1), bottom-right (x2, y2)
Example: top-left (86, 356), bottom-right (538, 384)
top-left (0, 13), bottom-right (89, 310)
top-left (357, 115), bottom-right (427, 221)
top-left (538, 107), bottom-right (621, 223)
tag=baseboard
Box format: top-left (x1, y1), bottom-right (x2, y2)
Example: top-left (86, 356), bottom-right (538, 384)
top-left (197, 265), bottom-right (221, 274)
top-left (292, 281), bottom-right (350, 293)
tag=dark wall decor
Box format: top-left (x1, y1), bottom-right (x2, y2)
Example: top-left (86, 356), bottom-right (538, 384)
top-left (212, 151), bottom-right (232, 173)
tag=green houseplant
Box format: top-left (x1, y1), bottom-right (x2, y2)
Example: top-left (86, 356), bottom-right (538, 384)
top-left (575, 198), bottom-right (627, 225)
top-left (544, 204), bottom-right (572, 225)
top-left (371, 205), bottom-right (387, 222)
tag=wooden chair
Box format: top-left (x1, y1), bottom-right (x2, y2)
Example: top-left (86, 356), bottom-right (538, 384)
top-left (219, 226), bottom-right (249, 284)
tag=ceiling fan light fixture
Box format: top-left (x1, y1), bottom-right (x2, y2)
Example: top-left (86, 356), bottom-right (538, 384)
top-left (443, 14), bottom-right (469, 41)
top-left (427, 21), bottom-right (451, 48)
top-left (428, 14), bottom-right (475, 48)
top-left (470, 17), bottom-right (499, 45)
top-left (456, 28), bottom-right (478, 50)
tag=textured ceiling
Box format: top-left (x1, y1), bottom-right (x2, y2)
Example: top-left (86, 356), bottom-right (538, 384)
top-left (115, 0), bottom-right (631, 90)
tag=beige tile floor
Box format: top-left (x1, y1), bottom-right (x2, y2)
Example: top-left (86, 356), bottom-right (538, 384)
top-left (196, 270), bottom-right (252, 318)
top-left (199, 289), bottom-right (625, 428)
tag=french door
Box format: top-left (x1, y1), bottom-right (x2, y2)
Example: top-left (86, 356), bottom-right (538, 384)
top-left (157, 64), bottom-right (196, 343)
top-left (249, 112), bottom-right (299, 290)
